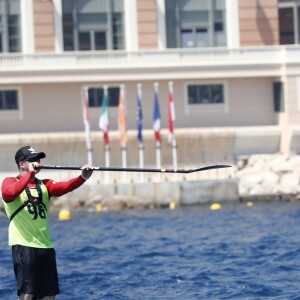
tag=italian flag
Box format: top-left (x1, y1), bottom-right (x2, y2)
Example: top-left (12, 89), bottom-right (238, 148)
top-left (99, 87), bottom-right (109, 145)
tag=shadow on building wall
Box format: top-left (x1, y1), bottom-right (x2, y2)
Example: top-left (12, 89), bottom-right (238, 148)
top-left (256, 0), bottom-right (277, 45)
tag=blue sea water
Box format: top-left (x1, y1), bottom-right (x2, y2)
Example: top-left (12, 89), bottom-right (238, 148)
top-left (1, 201), bottom-right (300, 300)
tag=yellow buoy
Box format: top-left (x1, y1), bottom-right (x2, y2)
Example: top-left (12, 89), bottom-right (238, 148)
top-left (169, 201), bottom-right (176, 210)
top-left (247, 201), bottom-right (253, 207)
top-left (210, 203), bottom-right (222, 210)
top-left (58, 209), bottom-right (71, 221)
top-left (96, 203), bottom-right (103, 212)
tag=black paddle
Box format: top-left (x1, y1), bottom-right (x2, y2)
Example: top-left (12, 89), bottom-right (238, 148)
top-left (39, 164), bottom-right (232, 174)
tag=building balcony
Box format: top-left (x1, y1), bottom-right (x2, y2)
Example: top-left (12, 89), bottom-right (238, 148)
top-left (0, 46), bottom-right (300, 83)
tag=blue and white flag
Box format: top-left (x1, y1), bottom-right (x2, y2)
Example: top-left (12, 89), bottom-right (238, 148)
top-left (136, 84), bottom-right (143, 143)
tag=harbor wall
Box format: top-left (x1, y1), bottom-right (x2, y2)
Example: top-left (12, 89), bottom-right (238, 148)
top-left (0, 179), bottom-right (239, 212)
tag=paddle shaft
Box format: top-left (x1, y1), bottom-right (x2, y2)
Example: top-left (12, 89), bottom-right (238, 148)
top-left (39, 164), bottom-right (232, 174)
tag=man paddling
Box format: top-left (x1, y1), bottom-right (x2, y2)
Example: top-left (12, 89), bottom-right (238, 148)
top-left (1, 145), bottom-right (93, 300)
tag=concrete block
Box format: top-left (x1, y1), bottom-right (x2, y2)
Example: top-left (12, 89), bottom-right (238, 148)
top-left (134, 182), bottom-right (155, 201)
top-left (180, 179), bottom-right (239, 205)
top-left (212, 180), bottom-right (239, 202)
top-left (93, 183), bottom-right (115, 198)
top-left (116, 183), bottom-right (135, 196)
top-left (181, 180), bottom-right (215, 205)
top-left (153, 181), bottom-right (180, 205)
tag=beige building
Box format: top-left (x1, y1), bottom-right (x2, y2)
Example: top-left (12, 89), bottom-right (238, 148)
top-left (0, 0), bottom-right (300, 172)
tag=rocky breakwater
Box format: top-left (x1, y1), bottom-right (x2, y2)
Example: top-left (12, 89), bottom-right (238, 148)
top-left (236, 153), bottom-right (300, 201)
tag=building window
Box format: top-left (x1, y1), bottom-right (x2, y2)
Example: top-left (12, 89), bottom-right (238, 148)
top-left (0, 90), bottom-right (18, 110)
top-left (165, 0), bottom-right (226, 48)
top-left (186, 82), bottom-right (228, 114)
top-left (62, 0), bottom-right (125, 51)
top-left (188, 84), bottom-right (224, 104)
top-left (88, 87), bottom-right (119, 107)
top-left (279, 1), bottom-right (300, 44)
top-left (0, 0), bottom-right (21, 52)
top-left (0, 88), bottom-right (22, 121)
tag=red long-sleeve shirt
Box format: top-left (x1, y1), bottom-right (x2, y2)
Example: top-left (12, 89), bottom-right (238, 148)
top-left (1, 170), bottom-right (86, 203)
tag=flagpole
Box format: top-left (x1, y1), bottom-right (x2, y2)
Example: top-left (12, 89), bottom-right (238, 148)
top-left (104, 144), bottom-right (110, 183)
top-left (121, 144), bottom-right (127, 179)
top-left (104, 145), bottom-right (110, 168)
top-left (83, 87), bottom-right (93, 165)
top-left (139, 142), bottom-right (144, 182)
top-left (118, 84), bottom-right (128, 182)
top-left (172, 138), bottom-right (178, 180)
top-left (137, 83), bottom-right (144, 182)
top-left (168, 81), bottom-right (178, 177)
top-left (156, 141), bottom-right (161, 169)
top-left (121, 144), bottom-right (127, 170)
top-left (154, 82), bottom-right (161, 181)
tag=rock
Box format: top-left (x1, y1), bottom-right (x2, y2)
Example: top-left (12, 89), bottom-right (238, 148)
top-left (51, 196), bottom-right (85, 210)
top-left (236, 156), bottom-right (248, 170)
top-left (278, 172), bottom-right (299, 194)
top-left (99, 194), bottom-right (157, 211)
top-left (84, 193), bottom-right (103, 207)
top-left (237, 153), bottom-right (300, 196)
top-left (269, 153), bottom-right (292, 173)
top-left (101, 195), bottom-right (126, 211)
top-left (247, 154), bottom-right (271, 167)
top-left (261, 171), bottom-right (279, 187)
top-left (239, 174), bottom-right (263, 189)
top-left (238, 184), bottom-right (250, 195)
top-left (124, 196), bottom-right (156, 209)
top-left (248, 185), bottom-right (267, 195)
top-left (288, 155), bottom-right (300, 173)
top-left (236, 165), bottom-right (263, 178)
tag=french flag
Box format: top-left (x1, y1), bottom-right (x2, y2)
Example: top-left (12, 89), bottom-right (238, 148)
top-left (153, 83), bottom-right (161, 143)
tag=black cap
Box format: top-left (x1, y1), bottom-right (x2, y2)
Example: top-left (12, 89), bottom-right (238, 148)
top-left (15, 146), bottom-right (46, 164)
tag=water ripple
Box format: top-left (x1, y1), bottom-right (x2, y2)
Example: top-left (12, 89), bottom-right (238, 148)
top-left (1, 202), bottom-right (300, 299)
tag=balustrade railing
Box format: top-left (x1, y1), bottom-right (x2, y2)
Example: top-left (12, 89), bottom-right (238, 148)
top-left (0, 46), bottom-right (298, 70)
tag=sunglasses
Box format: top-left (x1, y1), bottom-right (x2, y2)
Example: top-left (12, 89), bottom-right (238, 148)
top-left (24, 158), bottom-right (41, 163)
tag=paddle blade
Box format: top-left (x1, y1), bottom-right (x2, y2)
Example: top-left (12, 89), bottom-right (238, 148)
top-left (187, 164), bottom-right (232, 173)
